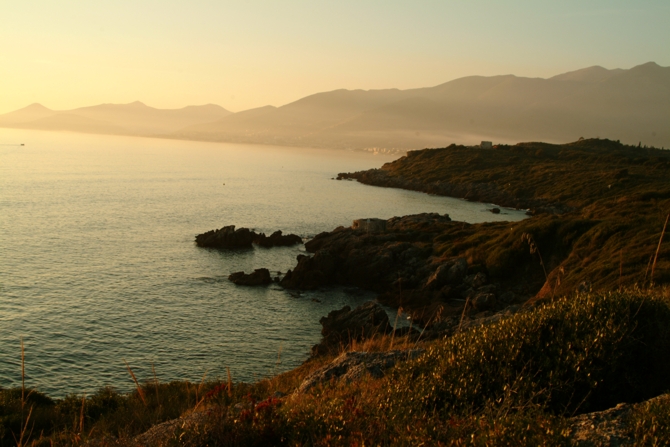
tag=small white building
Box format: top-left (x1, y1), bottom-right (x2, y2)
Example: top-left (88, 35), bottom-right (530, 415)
top-left (480, 141), bottom-right (493, 149)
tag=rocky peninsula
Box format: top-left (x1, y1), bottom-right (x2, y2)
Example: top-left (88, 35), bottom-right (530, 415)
top-left (204, 140), bottom-right (669, 333)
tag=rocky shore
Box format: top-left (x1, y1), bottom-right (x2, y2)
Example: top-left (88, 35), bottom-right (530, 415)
top-left (195, 225), bottom-right (302, 249)
top-left (337, 167), bottom-right (571, 215)
top-left (278, 213), bottom-right (526, 325)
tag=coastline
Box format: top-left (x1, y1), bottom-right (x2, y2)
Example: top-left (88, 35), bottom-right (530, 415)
top-left (2, 137), bottom-right (669, 445)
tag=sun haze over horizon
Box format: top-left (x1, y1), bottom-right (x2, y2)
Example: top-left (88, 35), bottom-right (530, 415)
top-left (1, 0), bottom-right (669, 114)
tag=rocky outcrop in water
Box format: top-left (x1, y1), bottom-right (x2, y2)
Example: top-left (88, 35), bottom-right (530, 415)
top-left (195, 225), bottom-right (302, 249)
top-left (254, 230), bottom-right (303, 247)
top-left (228, 268), bottom-right (273, 286)
top-left (196, 225), bottom-right (256, 249)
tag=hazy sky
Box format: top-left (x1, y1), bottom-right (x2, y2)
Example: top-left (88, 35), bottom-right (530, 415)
top-left (1, 0), bottom-right (668, 114)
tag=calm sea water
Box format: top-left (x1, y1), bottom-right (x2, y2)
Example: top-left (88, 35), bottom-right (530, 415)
top-left (0, 128), bottom-right (527, 397)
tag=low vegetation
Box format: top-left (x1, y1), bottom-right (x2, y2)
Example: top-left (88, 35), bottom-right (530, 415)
top-left (2, 289), bottom-right (669, 445)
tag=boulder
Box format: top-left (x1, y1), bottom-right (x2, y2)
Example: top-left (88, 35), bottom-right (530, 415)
top-left (294, 350), bottom-right (424, 394)
top-left (472, 292), bottom-right (496, 311)
top-left (280, 250), bottom-right (339, 289)
top-left (195, 225), bottom-right (255, 249)
top-left (228, 268), bottom-right (272, 286)
top-left (446, 258), bottom-right (468, 284)
top-left (425, 262), bottom-right (453, 290)
top-left (254, 230), bottom-right (303, 247)
top-left (464, 272), bottom-right (488, 289)
top-left (312, 302), bottom-right (391, 356)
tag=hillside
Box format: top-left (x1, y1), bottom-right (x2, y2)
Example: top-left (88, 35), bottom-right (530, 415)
top-left (0, 101), bottom-right (232, 136)
top-left (176, 62), bottom-right (670, 150)
top-left (337, 138), bottom-right (670, 306)
top-left (3, 63), bottom-right (668, 150)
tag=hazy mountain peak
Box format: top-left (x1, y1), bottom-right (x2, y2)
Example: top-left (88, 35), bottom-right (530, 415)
top-left (0, 102), bottom-right (56, 124)
top-left (20, 103), bottom-right (54, 112)
top-left (550, 65), bottom-right (623, 82)
top-left (633, 61), bottom-right (661, 69)
top-left (628, 61), bottom-right (666, 74)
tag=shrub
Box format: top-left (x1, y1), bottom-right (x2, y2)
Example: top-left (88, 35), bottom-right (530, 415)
top-left (387, 291), bottom-right (670, 418)
top-left (629, 394), bottom-right (670, 446)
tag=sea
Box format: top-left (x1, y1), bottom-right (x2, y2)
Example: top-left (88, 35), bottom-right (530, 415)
top-left (0, 128), bottom-right (527, 397)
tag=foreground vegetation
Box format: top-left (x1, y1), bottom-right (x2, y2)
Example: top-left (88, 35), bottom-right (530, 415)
top-left (2, 288), bottom-right (669, 446)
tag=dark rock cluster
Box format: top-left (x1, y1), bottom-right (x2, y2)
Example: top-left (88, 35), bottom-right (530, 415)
top-left (311, 301), bottom-right (391, 356)
top-left (254, 230), bottom-right (303, 247)
top-left (275, 213), bottom-right (520, 324)
top-left (195, 225), bottom-right (303, 249)
top-left (228, 268), bottom-right (272, 286)
top-left (195, 225), bottom-right (256, 249)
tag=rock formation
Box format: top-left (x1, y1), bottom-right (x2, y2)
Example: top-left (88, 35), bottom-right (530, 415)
top-left (253, 230), bottom-right (303, 247)
top-left (295, 349), bottom-right (424, 394)
top-left (228, 268), bottom-right (272, 286)
top-left (195, 225), bottom-right (302, 249)
top-left (195, 225), bottom-right (256, 249)
top-left (276, 213), bottom-right (529, 324)
top-left (311, 301), bottom-right (391, 356)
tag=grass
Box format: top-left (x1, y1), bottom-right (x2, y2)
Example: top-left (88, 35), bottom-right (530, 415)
top-left (3, 288), bottom-right (669, 446)
top-left (628, 393), bottom-right (670, 446)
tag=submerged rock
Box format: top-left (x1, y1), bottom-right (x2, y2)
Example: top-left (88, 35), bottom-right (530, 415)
top-left (228, 268), bottom-right (272, 286)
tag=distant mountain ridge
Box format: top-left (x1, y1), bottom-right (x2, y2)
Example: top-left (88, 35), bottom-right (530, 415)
top-left (0, 101), bottom-right (232, 136)
top-left (2, 62), bottom-right (668, 148)
top-left (174, 62), bottom-right (670, 149)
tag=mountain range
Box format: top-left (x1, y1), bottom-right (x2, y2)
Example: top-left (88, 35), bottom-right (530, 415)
top-left (2, 62), bottom-right (668, 149)
top-left (0, 102), bottom-right (232, 136)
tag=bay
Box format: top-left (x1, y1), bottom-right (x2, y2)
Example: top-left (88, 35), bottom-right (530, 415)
top-left (0, 128), bottom-right (526, 396)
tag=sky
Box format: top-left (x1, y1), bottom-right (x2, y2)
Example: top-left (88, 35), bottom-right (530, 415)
top-left (1, 0), bottom-right (669, 114)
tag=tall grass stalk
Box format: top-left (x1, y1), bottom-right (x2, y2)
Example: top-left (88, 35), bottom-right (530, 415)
top-left (457, 297), bottom-right (471, 332)
top-left (226, 367), bottom-right (233, 398)
top-left (152, 362), bottom-right (160, 408)
top-left (14, 338), bottom-right (35, 447)
top-left (522, 232), bottom-right (548, 282)
top-left (79, 394), bottom-right (86, 433)
top-left (414, 305), bottom-right (443, 349)
top-left (389, 307), bottom-right (401, 350)
top-left (123, 359), bottom-right (147, 406)
top-left (651, 213), bottom-right (669, 284)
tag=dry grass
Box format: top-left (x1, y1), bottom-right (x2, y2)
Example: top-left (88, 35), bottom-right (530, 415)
top-left (4, 289), bottom-right (669, 446)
